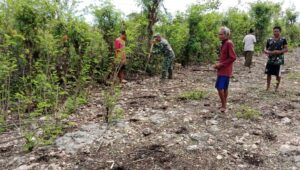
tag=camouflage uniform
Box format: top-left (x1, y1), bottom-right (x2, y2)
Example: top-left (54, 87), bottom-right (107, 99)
top-left (152, 38), bottom-right (175, 79)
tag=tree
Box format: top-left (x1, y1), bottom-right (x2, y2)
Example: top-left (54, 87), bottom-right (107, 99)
top-left (249, 1), bottom-right (281, 49)
top-left (223, 7), bottom-right (253, 55)
top-left (93, 1), bottom-right (123, 57)
top-left (284, 8), bottom-right (300, 47)
top-left (183, 0), bottom-right (220, 66)
top-left (137, 0), bottom-right (164, 48)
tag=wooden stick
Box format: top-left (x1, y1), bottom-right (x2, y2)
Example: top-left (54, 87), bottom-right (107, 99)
top-left (143, 43), bottom-right (154, 79)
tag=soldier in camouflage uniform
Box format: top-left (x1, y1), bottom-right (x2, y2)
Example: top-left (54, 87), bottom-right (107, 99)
top-left (152, 34), bottom-right (175, 80)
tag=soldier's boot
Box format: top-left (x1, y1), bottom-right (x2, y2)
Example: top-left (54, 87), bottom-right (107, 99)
top-left (161, 70), bottom-right (167, 79)
top-left (168, 69), bottom-right (173, 79)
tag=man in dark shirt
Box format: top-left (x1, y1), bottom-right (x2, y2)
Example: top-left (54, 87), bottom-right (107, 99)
top-left (264, 26), bottom-right (288, 92)
top-left (214, 27), bottom-right (237, 112)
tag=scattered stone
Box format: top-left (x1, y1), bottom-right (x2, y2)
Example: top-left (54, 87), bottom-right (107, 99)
top-left (281, 117), bottom-right (291, 124)
top-left (204, 103), bottom-right (210, 107)
top-left (45, 163), bottom-right (62, 170)
top-left (279, 144), bottom-right (300, 156)
top-left (183, 117), bottom-right (193, 123)
top-left (207, 125), bottom-right (220, 135)
top-left (56, 123), bottom-right (121, 154)
top-left (16, 163), bottom-right (39, 170)
top-left (294, 155), bottom-right (300, 162)
top-left (237, 164), bottom-right (248, 169)
top-left (200, 109), bottom-right (210, 114)
top-left (251, 144), bottom-right (258, 150)
top-left (206, 120), bottom-right (218, 125)
top-left (232, 118), bottom-right (238, 121)
top-left (149, 114), bottom-right (167, 125)
top-left (116, 121), bottom-right (129, 128)
top-left (233, 121), bottom-right (244, 128)
top-left (243, 152), bottom-right (264, 166)
top-left (291, 138), bottom-right (300, 146)
top-left (207, 138), bottom-right (216, 145)
top-left (275, 112), bottom-right (291, 118)
top-left (189, 133), bottom-right (210, 142)
top-left (175, 127), bottom-right (188, 134)
top-left (236, 137), bottom-right (244, 145)
top-left (186, 145), bottom-right (199, 151)
top-left (142, 128), bottom-right (153, 136)
top-left (216, 154), bottom-right (223, 160)
top-left (252, 130), bottom-right (263, 136)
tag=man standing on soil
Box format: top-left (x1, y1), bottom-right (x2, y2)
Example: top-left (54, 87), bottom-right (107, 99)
top-left (243, 28), bottom-right (256, 73)
top-left (264, 26), bottom-right (288, 92)
top-left (214, 27), bottom-right (237, 112)
top-left (151, 34), bottom-right (175, 82)
top-left (114, 31), bottom-right (127, 83)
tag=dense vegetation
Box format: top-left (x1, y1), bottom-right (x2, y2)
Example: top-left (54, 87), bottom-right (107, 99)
top-left (0, 0), bottom-right (299, 150)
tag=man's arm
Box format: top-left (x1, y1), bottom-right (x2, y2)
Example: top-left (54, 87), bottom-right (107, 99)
top-left (151, 42), bottom-right (160, 54)
top-left (271, 45), bottom-right (288, 55)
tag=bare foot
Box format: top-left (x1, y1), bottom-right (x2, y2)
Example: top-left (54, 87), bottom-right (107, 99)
top-left (219, 107), bottom-right (227, 113)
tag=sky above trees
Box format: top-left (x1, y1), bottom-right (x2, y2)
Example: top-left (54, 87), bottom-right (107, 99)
top-left (83, 0), bottom-right (299, 15)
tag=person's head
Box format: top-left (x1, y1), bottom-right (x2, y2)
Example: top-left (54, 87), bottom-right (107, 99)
top-left (249, 28), bottom-right (254, 34)
top-left (153, 33), bottom-right (162, 42)
top-left (218, 26), bottom-right (230, 41)
top-left (120, 30), bottom-right (127, 40)
top-left (273, 26), bottom-right (281, 38)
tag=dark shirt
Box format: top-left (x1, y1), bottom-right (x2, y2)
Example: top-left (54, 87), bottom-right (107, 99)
top-left (153, 38), bottom-right (175, 58)
top-left (266, 37), bottom-right (287, 57)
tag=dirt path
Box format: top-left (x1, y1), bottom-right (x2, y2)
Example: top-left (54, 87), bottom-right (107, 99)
top-left (1, 49), bottom-right (300, 170)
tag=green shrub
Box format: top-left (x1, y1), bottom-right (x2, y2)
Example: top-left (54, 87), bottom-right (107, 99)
top-left (178, 90), bottom-right (208, 101)
top-left (0, 115), bottom-right (6, 133)
top-left (236, 105), bottom-right (261, 120)
top-left (287, 71), bottom-right (300, 80)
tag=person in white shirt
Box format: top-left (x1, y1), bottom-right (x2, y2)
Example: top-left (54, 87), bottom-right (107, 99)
top-left (243, 28), bottom-right (256, 72)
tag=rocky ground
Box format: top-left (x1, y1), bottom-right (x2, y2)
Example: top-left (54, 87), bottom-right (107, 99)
top-left (1, 49), bottom-right (300, 170)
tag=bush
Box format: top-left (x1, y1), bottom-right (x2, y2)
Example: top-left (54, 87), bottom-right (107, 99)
top-left (236, 105), bottom-right (261, 120)
top-left (178, 89), bottom-right (208, 101)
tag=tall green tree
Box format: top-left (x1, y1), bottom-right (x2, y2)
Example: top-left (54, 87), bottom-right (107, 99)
top-left (184, 0), bottom-right (220, 66)
top-left (249, 1), bottom-right (281, 49)
top-left (223, 7), bottom-right (253, 55)
top-left (93, 0), bottom-right (123, 56)
top-left (137, 0), bottom-right (164, 48)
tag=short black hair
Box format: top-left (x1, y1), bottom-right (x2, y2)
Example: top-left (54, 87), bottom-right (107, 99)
top-left (120, 30), bottom-right (126, 35)
top-left (249, 28), bottom-right (254, 33)
top-left (273, 26), bottom-right (281, 32)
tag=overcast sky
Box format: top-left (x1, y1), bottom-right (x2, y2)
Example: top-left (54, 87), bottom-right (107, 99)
top-left (82, 0), bottom-right (300, 22)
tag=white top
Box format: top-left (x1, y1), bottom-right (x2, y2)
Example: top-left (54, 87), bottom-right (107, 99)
top-left (243, 34), bottom-right (256, 51)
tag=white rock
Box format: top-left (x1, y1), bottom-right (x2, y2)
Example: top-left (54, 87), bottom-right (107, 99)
top-left (216, 155), bottom-right (223, 160)
top-left (279, 144), bottom-right (300, 155)
top-left (200, 109), bottom-right (210, 114)
top-left (187, 145), bottom-right (199, 151)
top-left (189, 133), bottom-right (210, 141)
top-left (45, 163), bottom-right (62, 170)
top-left (252, 144), bottom-right (258, 149)
top-left (206, 120), bottom-right (218, 125)
top-left (294, 155), bottom-right (300, 162)
top-left (281, 117), bottom-right (291, 124)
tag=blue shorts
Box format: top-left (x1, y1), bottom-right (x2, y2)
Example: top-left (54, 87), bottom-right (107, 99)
top-left (215, 76), bottom-right (230, 90)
